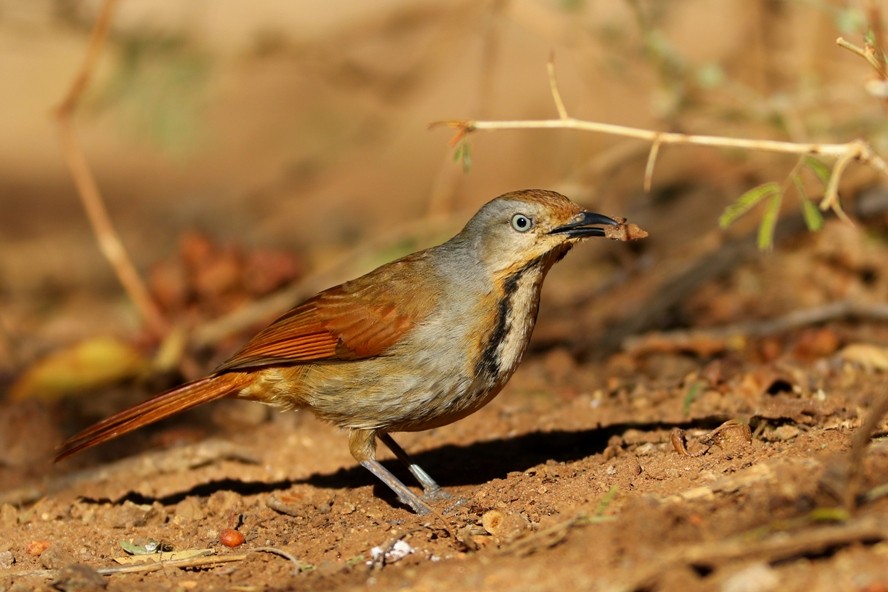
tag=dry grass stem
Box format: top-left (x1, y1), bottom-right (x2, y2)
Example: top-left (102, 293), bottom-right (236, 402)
top-left (251, 547), bottom-right (303, 576)
top-left (644, 137), bottom-right (662, 192)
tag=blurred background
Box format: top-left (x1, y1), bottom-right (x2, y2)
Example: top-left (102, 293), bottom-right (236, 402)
top-left (4, 5), bottom-right (888, 587)
top-left (1, 0), bottom-right (886, 420)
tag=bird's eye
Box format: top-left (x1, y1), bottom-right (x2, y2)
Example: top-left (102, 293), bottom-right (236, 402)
top-left (510, 213), bottom-right (533, 232)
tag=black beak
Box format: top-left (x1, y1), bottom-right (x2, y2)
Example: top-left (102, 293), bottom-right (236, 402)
top-left (549, 211), bottom-right (618, 238)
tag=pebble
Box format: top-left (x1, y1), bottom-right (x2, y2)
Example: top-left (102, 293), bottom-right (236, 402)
top-left (219, 528), bottom-right (245, 548)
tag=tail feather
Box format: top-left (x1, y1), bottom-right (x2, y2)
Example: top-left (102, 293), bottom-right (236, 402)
top-left (55, 373), bottom-right (251, 461)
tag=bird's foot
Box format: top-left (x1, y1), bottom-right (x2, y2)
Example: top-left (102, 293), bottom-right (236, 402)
top-left (421, 485), bottom-right (452, 502)
top-left (398, 493), bottom-right (433, 515)
top-left (422, 486), bottom-right (470, 515)
top-left (441, 496), bottom-right (470, 515)
top-left (360, 459), bottom-right (437, 515)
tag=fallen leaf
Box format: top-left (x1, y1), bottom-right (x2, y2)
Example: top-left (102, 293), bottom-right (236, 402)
top-left (838, 343), bottom-right (888, 371)
top-left (113, 549), bottom-right (215, 565)
top-left (9, 336), bottom-right (148, 401)
top-left (120, 539), bottom-right (164, 555)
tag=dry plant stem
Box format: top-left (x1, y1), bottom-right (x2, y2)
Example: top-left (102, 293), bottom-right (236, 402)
top-left (837, 37), bottom-right (888, 80)
top-left (54, 0), bottom-right (169, 338)
top-left (252, 547), bottom-right (302, 576)
top-left (440, 118), bottom-right (888, 212)
top-left (644, 138), bottom-right (662, 192)
top-left (97, 553), bottom-right (246, 575)
top-left (546, 55), bottom-right (568, 120)
top-left (5, 548), bottom-right (300, 579)
top-left (5, 554), bottom-right (246, 579)
top-left (844, 389), bottom-right (888, 511)
top-left (436, 60), bottom-right (888, 216)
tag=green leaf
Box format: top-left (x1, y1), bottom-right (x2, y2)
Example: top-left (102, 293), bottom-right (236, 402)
top-left (792, 172), bottom-right (824, 232)
top-left (594, 485), bottom-right (619, 517)
top-left (453, 140), bottom-right (472, 173)
top-left (757, 192), bottom-right (783, 251)
top-left (801, 196), bottom-right (824, 232)
top-left (803, 157), bottom-right (831, 187)
top-left (121, 539), bottom-right (161, 555)
top-left (682, 381), bottom-right (701, 416)
top-left (719, 182), bottom-right (781, 229)
top-left (696, 63), bottom-right (725, 89)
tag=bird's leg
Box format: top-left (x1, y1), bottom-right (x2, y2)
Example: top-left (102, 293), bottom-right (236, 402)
top-left (378, 432), bottom-right (452, 501)
top-left (349, 429), bottom-right (432, 515)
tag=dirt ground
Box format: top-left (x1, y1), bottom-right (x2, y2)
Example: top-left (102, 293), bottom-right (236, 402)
top-left (3, 2), bottom-right (888, 591)
top-left (3, 279), bottom-right (888, 591)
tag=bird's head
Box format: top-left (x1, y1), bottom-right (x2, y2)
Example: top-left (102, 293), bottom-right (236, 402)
top-left (456, 189), bottom-right (618, 275)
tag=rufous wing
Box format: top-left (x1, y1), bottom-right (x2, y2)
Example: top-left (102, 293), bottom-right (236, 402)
top-left (215, 262), bottom-right (433, 372)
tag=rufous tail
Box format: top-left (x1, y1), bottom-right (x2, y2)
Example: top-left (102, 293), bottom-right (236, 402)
top-left (55, 373), bottom-right (251, 461)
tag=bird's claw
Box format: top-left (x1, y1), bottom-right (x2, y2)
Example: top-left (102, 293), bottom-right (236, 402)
top-left (421, 486), bottom-right (453, 502)
top-left (398, 494), bottom-right (433, 515)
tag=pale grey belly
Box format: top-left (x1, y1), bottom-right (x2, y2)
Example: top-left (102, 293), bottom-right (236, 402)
top-left (275, 354), bottom-right (500, 432)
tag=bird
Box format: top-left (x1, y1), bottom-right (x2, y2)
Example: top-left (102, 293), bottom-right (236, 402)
top-left (57, 189), bottom-right (624, 515)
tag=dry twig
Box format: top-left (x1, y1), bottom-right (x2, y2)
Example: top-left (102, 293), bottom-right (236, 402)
top-left (251, 546), bottom-right (303, 576)
top-left (4, 547), bottom-right (302, 580)
top-left (54, 0), bottom-right (169, 338)
top-left (497, 514), bottom-right (587, 557)
top-left (432, 59), bottom-right (888, 219)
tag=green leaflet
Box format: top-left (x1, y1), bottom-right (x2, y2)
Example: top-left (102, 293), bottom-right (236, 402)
top-left (453, 140), bottom-right (472, 173)
top-left (803, 157), bottom-right (832, 186)
top-left (757, 191), bottom-right (783, 251)
top-left (718, 182), bottom-right (782, 229)
top-left (792, 173), bottom-right (824, 232)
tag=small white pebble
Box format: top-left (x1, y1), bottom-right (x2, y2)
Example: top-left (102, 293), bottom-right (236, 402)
top-left (721, 562), bottom-right (779, 592)
top-left (368, 540), bottom-right (414, 566)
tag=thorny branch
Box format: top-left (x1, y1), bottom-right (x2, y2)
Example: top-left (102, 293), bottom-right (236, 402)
top-left (433, 59), bottom-right (888, 219)
top-left (54, 0), bottom-right (169, 339)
